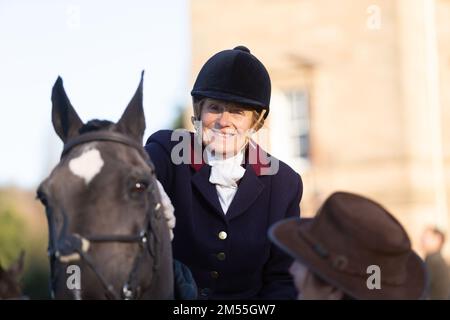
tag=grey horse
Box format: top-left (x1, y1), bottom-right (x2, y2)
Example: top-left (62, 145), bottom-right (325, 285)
top-left (37, 73), bottom-right (173, 299)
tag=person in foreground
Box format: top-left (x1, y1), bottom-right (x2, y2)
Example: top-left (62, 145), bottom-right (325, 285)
top-left (269, 191), bottom-right (427, 300)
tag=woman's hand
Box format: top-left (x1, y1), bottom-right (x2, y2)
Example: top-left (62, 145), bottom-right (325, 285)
top-left (156, 179), bottom-right (176, 240)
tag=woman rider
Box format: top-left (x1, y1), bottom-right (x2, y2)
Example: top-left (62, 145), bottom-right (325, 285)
top-left (145, 46), bottom-right (303, 299)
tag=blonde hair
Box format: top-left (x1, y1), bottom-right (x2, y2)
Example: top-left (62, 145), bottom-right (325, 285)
top-left (192, 97), bottom-right (265, 131)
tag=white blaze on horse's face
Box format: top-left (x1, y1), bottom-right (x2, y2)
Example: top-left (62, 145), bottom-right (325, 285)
top-left (68, 146), bottom-right (104, 185)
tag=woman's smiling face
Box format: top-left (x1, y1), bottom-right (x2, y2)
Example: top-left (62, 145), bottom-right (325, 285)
top-left (200, 98), bottom-right (254, 157)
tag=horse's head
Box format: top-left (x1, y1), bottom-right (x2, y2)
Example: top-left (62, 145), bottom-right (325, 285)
top-left (0, 252), bottom-right (24, 299)
top-left (37, 73), bottom-right (173, 299)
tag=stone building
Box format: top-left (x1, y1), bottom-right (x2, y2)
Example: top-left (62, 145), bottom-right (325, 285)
top-left (187, 0), bottom-right (450, 258)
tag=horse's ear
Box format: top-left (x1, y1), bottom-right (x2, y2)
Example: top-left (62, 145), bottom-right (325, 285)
top-left (51, 77), bottom-right (83, 143)
top-left (117, 71), bottom-right (146, 143)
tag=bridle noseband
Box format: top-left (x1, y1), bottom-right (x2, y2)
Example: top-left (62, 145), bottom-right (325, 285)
top-left (46, 131), bottom-right (162, 300)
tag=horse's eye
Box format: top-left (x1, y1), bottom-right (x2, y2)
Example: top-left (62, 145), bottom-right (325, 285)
top-left (131, 181), bottom-right (149, 193)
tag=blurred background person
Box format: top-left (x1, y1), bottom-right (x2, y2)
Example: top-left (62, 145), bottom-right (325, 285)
top-left (421, 226), bottom-right (450, 299)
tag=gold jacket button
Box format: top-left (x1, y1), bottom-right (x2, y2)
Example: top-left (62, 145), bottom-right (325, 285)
top-left (218, 231), bottom-right (227, 240)
top-left (217, 252), bottom-right (226, 261)
top-left (211, 271), bottom-right (219, 279)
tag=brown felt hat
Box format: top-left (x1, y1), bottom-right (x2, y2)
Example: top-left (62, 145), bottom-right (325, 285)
top-left (269, 192), bottom-right (427, 300)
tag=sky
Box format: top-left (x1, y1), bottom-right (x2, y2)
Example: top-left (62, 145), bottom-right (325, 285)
top-left (0, 0), bottom-right (190, 189)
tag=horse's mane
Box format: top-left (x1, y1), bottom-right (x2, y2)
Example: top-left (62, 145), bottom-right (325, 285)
top-left (78, 120), bottom-right (115, 135)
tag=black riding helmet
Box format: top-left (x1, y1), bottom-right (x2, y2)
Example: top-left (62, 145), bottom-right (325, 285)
top-left (191, 46), bottom-right (271, 118)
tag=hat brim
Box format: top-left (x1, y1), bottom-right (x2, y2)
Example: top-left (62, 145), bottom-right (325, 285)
top-left (191, 89), bottom-right (269, 117)
top-left (268, 217), bottom-right (427, 300)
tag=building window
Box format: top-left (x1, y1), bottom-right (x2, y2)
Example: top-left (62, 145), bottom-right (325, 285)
top-left (285, 90), bottom-right (310, 164)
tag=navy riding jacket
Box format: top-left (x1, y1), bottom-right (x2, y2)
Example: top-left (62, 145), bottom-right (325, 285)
top-left (145, 130), bottom-right (302, 299)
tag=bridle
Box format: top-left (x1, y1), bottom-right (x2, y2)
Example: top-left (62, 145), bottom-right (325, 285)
top-left (44, 131), bottom-right (163, 300)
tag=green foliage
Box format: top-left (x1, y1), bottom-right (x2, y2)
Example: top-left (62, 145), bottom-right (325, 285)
top-left (0, 190), bottom-right (50, 299)
top-left (22, 259), bottom-right (50, 299)
top-left (0, 206), bottom-right (25, 268)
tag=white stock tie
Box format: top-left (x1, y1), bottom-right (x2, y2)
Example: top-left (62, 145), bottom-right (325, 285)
top-left (206, 149), bottom-right (246, 214)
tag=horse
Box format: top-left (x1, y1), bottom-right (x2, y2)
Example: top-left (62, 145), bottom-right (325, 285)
top-left (0, 252), bottom-right (25, 299)
top-left (36, 73), bottom-right (174, 299)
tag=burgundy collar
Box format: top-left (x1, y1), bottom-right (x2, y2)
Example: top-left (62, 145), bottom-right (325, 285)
top-left (188, 132), bottom-right (272, 176)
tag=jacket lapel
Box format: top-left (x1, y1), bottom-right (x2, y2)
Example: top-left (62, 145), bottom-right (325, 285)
top-left (188, 133), bottom-right (268, 221)
top-left (191, 164), bottom-right (225, 218)
top-left (226, 164), bottom-right (265, 221)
